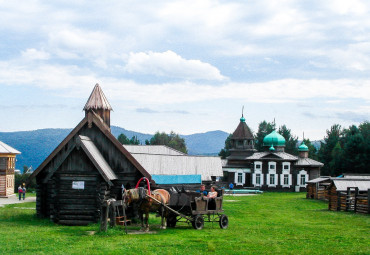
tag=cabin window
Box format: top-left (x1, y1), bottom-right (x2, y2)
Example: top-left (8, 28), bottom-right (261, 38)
top-left (284, 174), bottom-right (289, 185)
top-left (256, 164), bottom-right (261, 169)
top-left (0, 158), bottom-right (7, 170)
top-left (284, 165), bottom-right (289, 170)
top-left (256, 174), bottom-right (261, 185)
top-left (270, 164), bottom-right (275, 170)
top-left (270, 174), bottom-right (275, 185)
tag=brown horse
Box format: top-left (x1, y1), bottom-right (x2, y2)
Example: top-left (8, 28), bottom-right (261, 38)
top-left (124, 188), bottom-right (170, 231)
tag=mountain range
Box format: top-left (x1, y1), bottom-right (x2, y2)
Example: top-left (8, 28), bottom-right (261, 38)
top-left (0, 126), bottom-right (230, 172)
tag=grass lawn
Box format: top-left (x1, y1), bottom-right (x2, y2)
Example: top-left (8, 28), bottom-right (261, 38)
top-left (0, 192), bottom-right (369, 255)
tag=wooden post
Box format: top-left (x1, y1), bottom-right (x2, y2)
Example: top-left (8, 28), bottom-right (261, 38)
top-left (354, 187), bottom-right (358, 213)
top-left (346, 187), bottom-right (350, 211)
top-left (109, 202), bottom-right (116, 228)
top-left (368, 189), bottom-right (370, 214)
top-left (100, 201), bottom-right (109, 232)
top-left (337, 192), bottom-right (341, 211)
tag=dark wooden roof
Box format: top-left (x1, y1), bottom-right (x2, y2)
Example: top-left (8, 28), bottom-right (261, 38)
top-left (83, 83), bottom-right (112, 111)
top-left (29, 111), bottom-right (151, 182)
top-left (232, 121), bottom-right (254, 140)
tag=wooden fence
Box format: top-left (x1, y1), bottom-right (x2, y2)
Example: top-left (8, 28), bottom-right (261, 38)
top-left (329, 187), bottom-right (370, 214)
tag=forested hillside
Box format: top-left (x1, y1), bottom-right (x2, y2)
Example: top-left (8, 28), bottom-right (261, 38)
top-left (0, 127), bottom-right (229, 172)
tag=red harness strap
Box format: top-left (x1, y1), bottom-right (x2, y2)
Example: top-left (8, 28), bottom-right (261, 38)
top-left (135, 177), bottom-right (151, 196)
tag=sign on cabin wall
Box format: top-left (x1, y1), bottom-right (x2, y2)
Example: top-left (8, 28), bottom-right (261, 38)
top-left (72, 181), bottom-right (85, 190)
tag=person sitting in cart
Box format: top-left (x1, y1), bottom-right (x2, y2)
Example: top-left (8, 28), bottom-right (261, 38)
top-left (196, 184), bottom-right (208, 196)
top-left (207, 186), bottom-right (218, 198)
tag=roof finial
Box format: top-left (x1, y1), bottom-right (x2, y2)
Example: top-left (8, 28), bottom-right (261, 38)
top-left (273, 118), bottom-right (276, 130)
top-left (240, 106), bottom-right (246, 122)
top-left (303, 131), bottom-right (305, 141)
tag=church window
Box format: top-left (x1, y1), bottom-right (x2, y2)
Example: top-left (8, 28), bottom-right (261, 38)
top-left (284, 165), bottom-right (289, 170)
top-left (300, 175), bottom-right (306, 186)
top-left (238, 173), bottom-right (243, 183)
top-left (256, 174), bottom-right (261, 185)
top-left (284, 174), bottom-right (289, 185)
top-left (270, 174), bottom-right (275, 185)
top-left (256, 164), bottom-right (261, 169)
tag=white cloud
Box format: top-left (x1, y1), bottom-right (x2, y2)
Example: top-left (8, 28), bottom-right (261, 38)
top-left (21, 48), bottom-right (50, 60)
top-left (124, 51), bottom-right (226, 81)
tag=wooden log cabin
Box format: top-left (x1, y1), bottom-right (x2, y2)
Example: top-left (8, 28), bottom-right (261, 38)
top-left (0, 141), bottom-right (21, 197)
top-left (306, 176), bottom-right (331, 200)
top-left (328, 179), bottom-right (370, 214)
top-left (29, 84), bottom-right (222, 225)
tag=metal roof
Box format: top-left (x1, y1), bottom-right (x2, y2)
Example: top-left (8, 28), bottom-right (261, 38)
top-left (123, 145), bottom-right (186, 155)
top-left (343, 174), bottom-right (370, 179)
top-left (78, 135), bottom-right (117, 184)
top-left (332, 179), bottom-right (370, 192)
top-left (151, 174), bottom-right (201, 184)
top-left (306, 176), bottom-right (331, 184)
top-left (295, 157), bottom-right (324, 167)
top-left (246, 152), bottom-right (298, 161)
top-left (0, 141), bottom-right (21, 154)
top-left (83, 83), bottom-right (113, 111)
top-left (129, 153), bottom-right (223, 181)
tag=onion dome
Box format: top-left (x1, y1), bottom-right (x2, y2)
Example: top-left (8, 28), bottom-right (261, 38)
top-left (298, 142), bottom-right (309, 152)
top-left (263, 130), bottom-right (286, 147)
top-left (269, 145), bottom-right (275, 152)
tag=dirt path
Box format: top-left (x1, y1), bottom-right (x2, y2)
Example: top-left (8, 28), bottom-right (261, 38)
top-left (0, 195), bottom-right (36, 207)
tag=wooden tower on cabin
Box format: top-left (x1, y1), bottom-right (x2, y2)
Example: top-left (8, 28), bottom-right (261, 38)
top-left (0, 141), bottom-right (20, 197)
top-left (83, 83), bottom-right (113, 129)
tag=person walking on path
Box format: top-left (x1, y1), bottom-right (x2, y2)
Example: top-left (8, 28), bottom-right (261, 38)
top-left (22, 184), bottom-right (26, 200)
top-left (18, 185), bottom-right (23, 201)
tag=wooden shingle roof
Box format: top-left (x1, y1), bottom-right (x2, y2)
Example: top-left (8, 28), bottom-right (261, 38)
top-left (231, 120), bottom-right (254, 140)
top-left (83, 83), bottom-right (112, 111)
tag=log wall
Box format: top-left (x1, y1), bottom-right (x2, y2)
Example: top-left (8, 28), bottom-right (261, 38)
top-left (36, 122), bottom-right (144, 225)
top-left (328, 185), bottom-right (369, 214)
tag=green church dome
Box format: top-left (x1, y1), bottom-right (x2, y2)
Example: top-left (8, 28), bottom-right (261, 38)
top-left (240, 116), bottom-right (246, 122)
top-left (263, 130), bottom-right (286, 147)
top-left (298, 142), bottom-right (309, 151)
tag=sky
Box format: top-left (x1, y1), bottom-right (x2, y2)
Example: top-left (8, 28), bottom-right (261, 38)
top-left (0, 0), bottom-right (369, 140)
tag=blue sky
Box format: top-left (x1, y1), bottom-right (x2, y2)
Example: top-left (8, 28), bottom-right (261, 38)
top-left (0, 0), bottom-right (369, 140)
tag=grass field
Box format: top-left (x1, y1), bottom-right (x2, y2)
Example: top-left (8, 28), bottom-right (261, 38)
top-left (0, 192), bottom-right (369, 255)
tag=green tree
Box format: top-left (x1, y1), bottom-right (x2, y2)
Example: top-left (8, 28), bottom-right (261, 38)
top-left (329, 141), bottom-right (344, 176)
top-left (129, 136), bottom-right (140, 145)
top-left (255, 121), bottom-right (275, 151)
top-left (118, 134), bottom-right (141, 145)
top-left (148, 131), bottom-right (188, 153)
top-left (341, 125), bottom-right (366, 173)
top-left (318, 124), bottom-right (343, 176)
top-left (278, 125), bottom-right (298, 155)
top-left (218, 134), bottom-right (232, 159)
top-left (118, 133), bottom-right (130, 144)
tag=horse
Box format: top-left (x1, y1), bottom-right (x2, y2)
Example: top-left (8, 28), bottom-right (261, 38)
top-left (124, 188), bottom-right (170, 232)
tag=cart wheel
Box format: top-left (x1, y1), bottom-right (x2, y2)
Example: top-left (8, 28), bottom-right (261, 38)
top-left (219, 214), bottom-right (228, 229)
top-left (192, 215), bottom-right (204, 230)
top-left (167, 214), bottom-right (177, 228)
